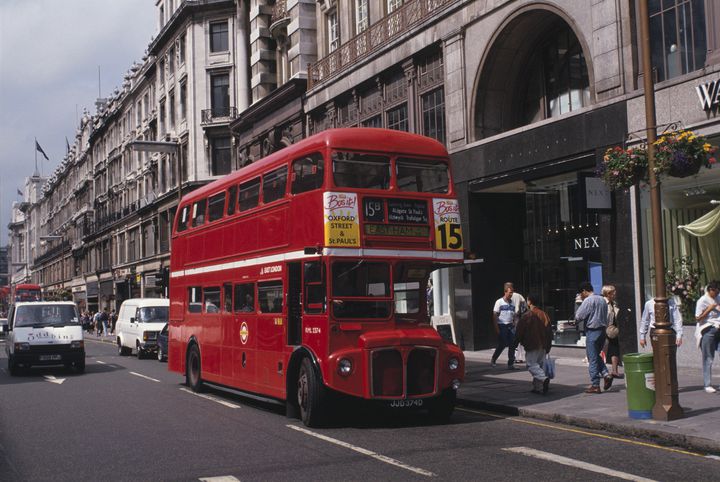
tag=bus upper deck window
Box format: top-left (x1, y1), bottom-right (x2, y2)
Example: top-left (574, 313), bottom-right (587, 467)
top-left (396, 158), bottom-right (449, 193)
top-left (332, 151), bottom-right (390, 189)
top-left (263, 166), bottom-right (288, 204)
top-left (239, 178), bottom-right (260, 211)
top-left (177, 206), bottom-right (190, 232)
top-left (291, 153), bottom-right (324, 194)
top-left (226, 185), bottom-right (237, 216)
top-left (208, 192), bottom-right (226, 222)
top-left (192, 199), bottom-right (207, 227)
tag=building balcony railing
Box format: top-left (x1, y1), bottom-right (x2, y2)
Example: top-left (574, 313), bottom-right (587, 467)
top-left (201, 106), bottom-right (238, 125)
top-left (33, 240), bottom-right (71, 267)
top-left (307, 0), bottom-right (455, 89)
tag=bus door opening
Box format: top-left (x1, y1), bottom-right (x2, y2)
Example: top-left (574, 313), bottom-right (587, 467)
top-left (287, 262), bottom-right (302, 346)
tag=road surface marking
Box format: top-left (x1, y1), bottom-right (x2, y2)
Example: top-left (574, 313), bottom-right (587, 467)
top-left (503, 447), bottom-right (656, 482)
top-left (199, 477), bottom-right (241, 482)
top-left (129, 371), bottom-right (160, 383)
top-left (96, 360), bottom-right (106, 364)
top-left (457, 407), bottom-right (703, 457)
top-left (286, 425), bottom-right (436, 477)
top-left (179, 387), bottom-right (241, 408)
top-left (43, 375), bottom-right (65, 385)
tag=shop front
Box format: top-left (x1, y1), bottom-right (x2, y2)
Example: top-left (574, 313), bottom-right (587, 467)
top-left (450, 102), bottom-right (633, 350)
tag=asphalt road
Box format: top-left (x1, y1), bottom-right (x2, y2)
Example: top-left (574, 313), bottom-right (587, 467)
top-left (1, 337), bottom-right (719, 481)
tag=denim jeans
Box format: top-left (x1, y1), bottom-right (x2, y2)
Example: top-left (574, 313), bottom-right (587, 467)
top-left (700, 326), bottom-right (719, 388)
top-left (492, 324), bottom-right (516, 366)
top-left (586, 328), bottom-right (609, 387)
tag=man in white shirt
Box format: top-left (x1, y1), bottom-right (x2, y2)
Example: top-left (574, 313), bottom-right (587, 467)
top-left (696, 281), bottom-right (720, 393)
top-left (639, 297), bottom-right (684, 348)
top-left (491, 283), bottom-right (518, 369)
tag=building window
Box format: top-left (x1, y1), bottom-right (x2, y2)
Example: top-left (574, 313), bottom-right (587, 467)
top-left (210, 21), bottom-right (229, 53)
top-left (362, 115), bottom-right (382, 127)
top-left (387, 103), bottom-right (408, 131)
top-left (179, 81), bottom-right (187, 121)
top-left (211, 137), bottom-right (232, 176)
top-left (421, 88), bottom-right (445, 144)
top-left (137, 101), bottom-right (142, 126)
top-left (328, 10), bottom-right (340, 53)
top-left (168, 90), bottom-right (176, 130)
top-left (387, 0), bottom-right (402, 13)
top-left (649, 0), bottom-right (707, 82)
top-left (159, 58), bottom-right (165, 85)
top-left (355, 0), bottom-right (369, 34)
top-left (210, 73), bottom-right (230, 117)
top-left (159, 99), bottom-right (166, 135)
top-left (178, 33), bottom-right (186, 65)
top-left (167, 46), bottom-right (175, 77)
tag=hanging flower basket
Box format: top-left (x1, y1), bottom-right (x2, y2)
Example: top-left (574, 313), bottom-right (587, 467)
top-left (598, 146), bottom-right (648, 190)
top-left (653, 130), bottom-right (717, 178)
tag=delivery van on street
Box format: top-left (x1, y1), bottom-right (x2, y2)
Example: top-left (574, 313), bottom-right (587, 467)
top-left (4, 301), bottom-right (85, 375)
top-left (115, 298), bottom-right (169, 359)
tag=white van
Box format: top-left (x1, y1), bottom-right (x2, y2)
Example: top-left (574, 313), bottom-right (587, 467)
top-left (4, 301), bottom-right (85, 375)
top-left (116, 298), bottom-right (169, 358)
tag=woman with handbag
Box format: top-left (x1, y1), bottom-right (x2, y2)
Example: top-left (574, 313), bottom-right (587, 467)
top-left (602, 285), bottom-right (622, 379)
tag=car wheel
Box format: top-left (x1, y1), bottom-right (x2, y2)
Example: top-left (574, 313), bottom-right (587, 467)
top-left (186, 344), bottom-right (204, 392)
top-left (136, 344), bottom-right (144, 359)
top-left (297, 357), bottom-right (326, 427)
top-left (118, 340), bottom-right (131, 356)
top-left (8, 355), bottom-right (19, 376)
top-left (157, 347), bottom-right (164, 362)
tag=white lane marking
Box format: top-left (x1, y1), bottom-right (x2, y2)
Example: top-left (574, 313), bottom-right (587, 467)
top-left (199, 477), bottom-right (241, 482)
top-left (502, 447), bottom-right (657, 482)
top-left (286, 425), bottom-right (436, 477)
top-left (706, 455), bottom-right (720, 461)
top-left (96, 360), bottom-right (107, 364)
top-left (43, 375), bottom-right (66, 385)
top-left (179, 387), bottom-right (241, 408)
top-left (129, 371), bottom-right (160, 383)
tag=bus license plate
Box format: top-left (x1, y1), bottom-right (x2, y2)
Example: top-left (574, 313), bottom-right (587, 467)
top-left (39, 355), bottom-right (62, 361)
top-left (389, 399), bottom-right (424, 409)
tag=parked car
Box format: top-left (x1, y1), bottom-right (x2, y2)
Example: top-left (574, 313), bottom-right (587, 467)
top-left (156, 323), bottom-right (168, 362)
top-left (115, 298), bottom-right (169, 359)
top-left (4, 302), bottom-right (85, 375)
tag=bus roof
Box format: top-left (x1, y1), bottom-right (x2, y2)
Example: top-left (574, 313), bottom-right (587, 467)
top-left (180, 128), bottom-right (449, 206)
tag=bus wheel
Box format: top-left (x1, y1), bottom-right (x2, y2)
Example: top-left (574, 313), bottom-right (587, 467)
top-left (428, 388), bottom-right (456, 423)
top-left (297, 358), bottom-right (325, 427)
top-left (186, 344), bottom-right (204, 392)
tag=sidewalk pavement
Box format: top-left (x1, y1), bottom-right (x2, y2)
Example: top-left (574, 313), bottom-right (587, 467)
top-left (457, 347), bottom-right (720, 455)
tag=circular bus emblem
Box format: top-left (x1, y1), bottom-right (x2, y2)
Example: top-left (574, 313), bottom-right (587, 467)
top-left (240, 322), bottom-right (249, 344)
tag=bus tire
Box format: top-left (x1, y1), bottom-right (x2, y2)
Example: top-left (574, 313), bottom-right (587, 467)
top-left (297, 357), bottom-right (326, 427)
top-left (428, 388), bottom-right (456, 422)
top-left (186, 344), bottom-right (204, 392)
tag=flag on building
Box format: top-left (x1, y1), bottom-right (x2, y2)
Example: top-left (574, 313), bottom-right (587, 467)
top-left (35, 140), bottom-right (49, 160)
top-left (65, 137), bottom-right (71, 154)
top-left (17, 188), bottom-right (23, 196)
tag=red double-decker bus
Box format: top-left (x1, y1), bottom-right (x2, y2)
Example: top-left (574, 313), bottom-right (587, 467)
top-left (168, 128), bottom-right (465, 426)
top-left (11, 284), bottom-right (42, 303)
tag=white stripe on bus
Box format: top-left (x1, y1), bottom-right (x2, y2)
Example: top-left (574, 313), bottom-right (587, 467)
top-left (170, 248), bottom-right (462, 279)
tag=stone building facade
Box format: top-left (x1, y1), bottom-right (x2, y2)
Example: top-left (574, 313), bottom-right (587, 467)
top-left (11, 0), bottom-right (720, 352)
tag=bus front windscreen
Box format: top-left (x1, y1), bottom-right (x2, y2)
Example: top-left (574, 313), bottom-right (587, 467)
top-left (331, 261), bottom-right (391, 319)
top-left (396, 158), bottom-right (449, 193)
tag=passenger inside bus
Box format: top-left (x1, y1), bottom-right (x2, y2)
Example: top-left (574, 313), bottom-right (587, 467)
top-left (240, 294), bottom-right (254, 312)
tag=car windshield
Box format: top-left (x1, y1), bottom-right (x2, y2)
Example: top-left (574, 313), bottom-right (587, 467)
top-left (137, 307), bottom-right (169, 323)
top-left (14, 305), bottom-right (79, 328)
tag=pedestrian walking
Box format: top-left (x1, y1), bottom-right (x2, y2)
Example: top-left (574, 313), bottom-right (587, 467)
top-left (93, 311), bottom-right (102, 336)
top-left (695, 281), bottom-right (720, 393)
top-left (110, 309), bottom-right (117, 335)
top-left (515, 294), bottom-right (552, 394)
top-left (99, 308), bottom-right (110, 338)
top-left (602, 285), bottom-right (622, 379)
top-left (574, 281), bottom-right (613, 393)
top-left (491, 282), bottom-right (518, 369)
top-left (506, 282), bottom-right (528, 364)
top-left (639, 296), bottom-right (683, 349)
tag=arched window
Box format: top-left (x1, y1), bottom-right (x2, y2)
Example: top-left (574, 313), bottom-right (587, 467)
top-left (474, 13), bottom-right (591, 140)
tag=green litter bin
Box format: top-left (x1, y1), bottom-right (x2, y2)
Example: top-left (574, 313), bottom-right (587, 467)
top-left (624, 353), bottom-right (655, 419)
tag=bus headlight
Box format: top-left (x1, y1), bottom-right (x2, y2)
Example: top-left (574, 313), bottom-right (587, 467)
top-left (338, 358), bottom-right (353, 376)
top-left (448, 357), bottom-right (459, 371)
top-left (14, 342), bottom-right (30, 351)
top-left (71, 340), bottom-right (84, 349)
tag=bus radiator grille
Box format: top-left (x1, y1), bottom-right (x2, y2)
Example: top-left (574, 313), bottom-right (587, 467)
top-left (407, 348), bottom-right (436, 396)
top-left (371, 349), bottom-right (403, 397)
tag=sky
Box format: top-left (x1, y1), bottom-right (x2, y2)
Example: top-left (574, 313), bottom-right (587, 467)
top-left (0, 0), bottom-right (157, 245)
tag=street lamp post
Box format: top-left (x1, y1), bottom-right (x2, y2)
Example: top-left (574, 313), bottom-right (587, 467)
top-left (638, 0), bottom-right (682, 421)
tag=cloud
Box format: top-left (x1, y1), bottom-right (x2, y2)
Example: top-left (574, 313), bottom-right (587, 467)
top-left (0, 0), bottom-right (156, 245)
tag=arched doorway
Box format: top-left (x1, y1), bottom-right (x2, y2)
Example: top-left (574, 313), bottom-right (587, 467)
top-left (473, 8), bottom-right (593, 141)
